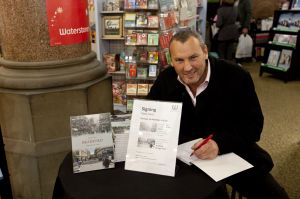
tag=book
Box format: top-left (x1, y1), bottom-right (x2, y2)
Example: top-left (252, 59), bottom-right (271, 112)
top-left (148, 0), bottom-right (158, 9)
top-left (125, 0), bottom-right (136, 9)
top-left (136, 0), bottom-right (147, 9)
top-left (103, 53), bottom-right (117, 72)
top-left (136, 12), bottom-right (148, 27)
top-left (147, 33), bottom-right (159, 46)
top-left (277, 13), bottom-right (293, 30)
top-left (125, 33), bottom-right (137, 45)
top-left (126, 99), bottom-right (134, 111)
top-left (124, 13), bottom-right (136, 28)
top-left (125, 99), bottom-right (183, 177)
top-left (278, 49), bottom-right (292, 70)
top-left (290, 13), bottom-right (300, 31)
top-left (288, 35), bottom-right (297, 46)
top-left (148, 51), bottom-right (159, 63)
top-left (112, 79), bottom-right (127, 105)
top-left (137, 67), bottom-right (148, 78)
top-left (137, 83), bottom-right (149, 96)
top-left (273, 34), bottom-right (290, 44)
top-left (159, 30), bottom-right (174, 49)
top-left (128, 63), bottom-right (137, 77)
top-left (148, 83), bottom-right (153, 92)
top-left (159, 0), bottom-right (176, 12)
top-left (70, 113), bottom-right (115, 173)
top-left (267, 50), bottom-right (281, 66)
top-left (148, 16), bottom-right (159, 28)
top-left (292, 0), bottom-right (300, 10)
top-left (111, 114), bottom-right (131, 162)
top-left (126, 83), bottom-right (138, 95)
top-left (148, 64), bottom-right (157, 77)
top-left (136, 33), bottom-right (148, 45)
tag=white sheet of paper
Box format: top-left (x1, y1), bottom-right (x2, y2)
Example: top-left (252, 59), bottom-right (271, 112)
top-left (125, 99), bottom-right (182, 177)
top-left (177, 139), bottom-right (253, 181)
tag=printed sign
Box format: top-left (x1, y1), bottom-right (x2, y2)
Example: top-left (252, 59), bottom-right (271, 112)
top-left (46, 0), bottom-right (90, 46)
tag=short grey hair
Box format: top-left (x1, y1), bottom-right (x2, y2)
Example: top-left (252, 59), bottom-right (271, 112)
top-left (169, 29), bottom-right (207, 50)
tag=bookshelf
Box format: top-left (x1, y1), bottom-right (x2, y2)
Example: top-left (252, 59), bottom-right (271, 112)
top-left (260, 10), bottom-right (300, 82)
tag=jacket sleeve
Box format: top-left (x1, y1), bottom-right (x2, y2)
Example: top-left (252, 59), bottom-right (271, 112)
top-left (213, 71), bottom-right (264, 154)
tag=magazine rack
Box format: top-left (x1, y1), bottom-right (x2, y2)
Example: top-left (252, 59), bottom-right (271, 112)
top-left (259, 10), bottom-right (300, 82)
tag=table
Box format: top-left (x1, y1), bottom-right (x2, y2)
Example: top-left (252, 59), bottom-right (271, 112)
top-left (53, 152), bottom-right (228, 199)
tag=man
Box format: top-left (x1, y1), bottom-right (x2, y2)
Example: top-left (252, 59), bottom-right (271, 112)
top-left (147, 29), bottom-right (289, 199)
top-left (235, 0), bottom-right (252, 34)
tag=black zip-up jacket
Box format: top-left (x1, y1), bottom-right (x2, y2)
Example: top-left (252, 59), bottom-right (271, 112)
top-left (147, 57), bottom-right (273, 173)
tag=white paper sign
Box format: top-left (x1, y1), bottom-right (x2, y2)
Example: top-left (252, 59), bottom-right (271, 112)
top-left (125, 99), bottom-right (182, 177)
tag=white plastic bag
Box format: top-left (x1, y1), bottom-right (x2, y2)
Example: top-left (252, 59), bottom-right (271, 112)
top-left (235, 34), bottom-right (253, 58)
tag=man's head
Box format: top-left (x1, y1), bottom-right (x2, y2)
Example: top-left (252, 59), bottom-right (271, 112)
top-left (169, 29), bottom-right (208, 91)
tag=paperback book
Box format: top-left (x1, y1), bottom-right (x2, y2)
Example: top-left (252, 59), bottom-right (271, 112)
top-left (278, 49), bottom-right (292, 70)
top-left (124, 13), bottom-right (136, 28)
top-left (148, 0), bottom-right (158, 9)
top-left (136, 33), bottom-right (148, 45)
top-left (136, 12), bottom-right (148, 27)
top-left (111, 114), bottom-right (131, 162)
top-left (148, 64), bottom-right (157, 77)
top-left (148, 16), bottom-right (159, 28)
top-left (70, 113), bottom-right (115, 173)
top-left (148, 51), bottom-right (159, 63)
top-left (125, 33), bottom-right (137, 45)
top-left (112, 79), bottom-right (127, 105)
top-left (267, 50), bottom-right (281, 66)
top-left (147, 33), bottom-right (159, 46)
top-left (128, 63), bottom-right (137, 77)
top-left (136, 0), bottom-right (148, 9)
top-left (137, 67), bottom-right (148, 78)
top-left (125, 0), bottom-right (136, 9)
top-left (137, 83), bottom-right (149, 96)
top-left (126, 83), bottom-right (138, 95)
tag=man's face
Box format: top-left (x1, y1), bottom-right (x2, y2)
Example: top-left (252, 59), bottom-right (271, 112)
top-left (170, 37), bottom-right (208, 88)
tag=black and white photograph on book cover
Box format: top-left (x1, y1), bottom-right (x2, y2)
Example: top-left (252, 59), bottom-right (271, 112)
top-left (267, 50), bottom-right (281, 66)
top-left (70, 113), bottom-right (115, 173)
top-left (277, 13), bottom-right (293, 30)
top-left (278, 49), bottom-right (292, 70)
top-left (292, 0), bottom-right (300, 10)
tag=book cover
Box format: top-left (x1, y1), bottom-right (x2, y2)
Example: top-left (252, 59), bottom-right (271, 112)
top-left (148, 51), bottom-right (159, 63)
top-left (137, 67), bottom-right (148, 78)
top-left (70, 113), bottom-right (115, 173)
top-left (275, 34), bottom-right (290, 44)
top-left (147, 33), bottom-right (159, 46)
top-left (159, 30), bottom-right (174, 49)
top-left (277, 13), bottom-right (293, 30)
top-left (126, 83), bottom-right (138, 95)
top-left (126, 99), bottom-right (134, 111)
top-left (148, 0), bottom-right (158, 9)
top-left (290, 13), bottom-right (300, 31)
top-left (124, 13), bottom-right (136, 28)
top-left (136, 0), bottom-right (147, 9)
top-left (159, 0), bottom-right (176, 12)
top-left (148, 64), bottom-right (157, 77)
top-left (148, 83), bottom-right (153, 92)
top-left (111, 114), bottom-right (131, 162)
top-left (112, 79), bottom-right (127, 105)
top-left (125, 0), bottom-right (136, 9)
top-left (125, 33), bottom-right (137, 45)
top-left (136, 12), bottom-right (148, 27)
top-left (136, 33), bottom-right (148, 45)
top-left (128, 63), bottom-right (137, 77)
top-left (267, 50), bottom-right (281, 66)
top-left (288, 35), bottom-right (297, 46)
top-left (278, 49), bottom-right (292, 70)
top-left (148, 16), bottom-right (159, 28)
top-left (137, 83), bottom-right (149, 96)
top-left (292, 0), bottom-right (300, 10)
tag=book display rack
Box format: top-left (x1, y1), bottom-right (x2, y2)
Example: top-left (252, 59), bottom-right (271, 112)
top-left (260, 9), bottom-right (300, 82)
top-left (91, 0), bottom-right (207, 113)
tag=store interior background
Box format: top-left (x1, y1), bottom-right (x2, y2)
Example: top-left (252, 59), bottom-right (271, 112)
top-left (0, 0), bottom-right (299, 199)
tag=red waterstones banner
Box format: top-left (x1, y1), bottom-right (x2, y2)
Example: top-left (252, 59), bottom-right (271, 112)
top-left (46, 0), bottom-right (89, 46)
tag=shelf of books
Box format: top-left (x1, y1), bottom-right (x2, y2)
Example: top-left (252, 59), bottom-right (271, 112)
top-left (260, 9), bottom-right (300, 82)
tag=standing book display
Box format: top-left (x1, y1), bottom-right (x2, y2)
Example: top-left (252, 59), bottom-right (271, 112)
top-left (70, 113), bottom-right (115, 173)
top-left (260, 10), bottom-right (300, 82)
top-left (125, 99), bottom-right (182, 177)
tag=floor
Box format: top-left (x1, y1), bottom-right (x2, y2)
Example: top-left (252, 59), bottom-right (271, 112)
top-left (241, 61), bottom-right (300, 199)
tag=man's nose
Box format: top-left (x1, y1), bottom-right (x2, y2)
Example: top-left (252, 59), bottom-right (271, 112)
top-left (183, 60), bottom-right (192, 71)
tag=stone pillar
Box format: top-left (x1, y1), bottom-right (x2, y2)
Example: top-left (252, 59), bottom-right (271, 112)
top-left (0, 1), bottom-right (113, 199)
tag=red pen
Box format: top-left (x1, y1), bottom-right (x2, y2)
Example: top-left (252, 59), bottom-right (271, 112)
top-left (190, 133), bottom-right (214, 157)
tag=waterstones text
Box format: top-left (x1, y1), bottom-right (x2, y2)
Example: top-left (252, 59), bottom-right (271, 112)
top-left (59, 27), bottom-right (89, 35)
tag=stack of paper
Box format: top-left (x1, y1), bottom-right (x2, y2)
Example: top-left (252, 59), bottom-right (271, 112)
top-left (177, 138), bottom-right (254, 182)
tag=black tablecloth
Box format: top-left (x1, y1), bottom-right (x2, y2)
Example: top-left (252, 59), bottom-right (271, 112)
top-left (53, 152), bottom-right (227, 199)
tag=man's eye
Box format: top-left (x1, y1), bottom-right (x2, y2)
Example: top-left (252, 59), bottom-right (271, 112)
top-left (190, 56), bottom-right (198, 61)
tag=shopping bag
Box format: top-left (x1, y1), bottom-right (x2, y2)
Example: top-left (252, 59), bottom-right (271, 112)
top-left (235, 34), bottom-right (253, 58)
